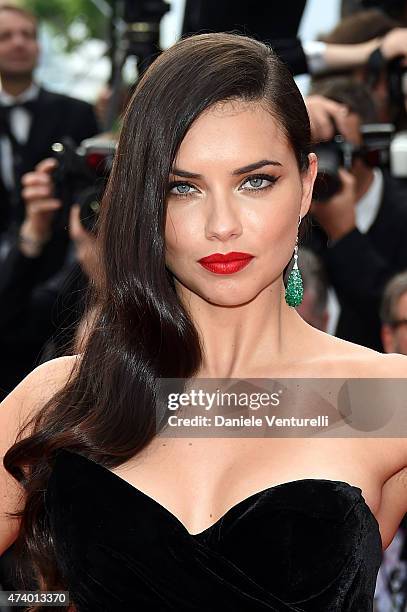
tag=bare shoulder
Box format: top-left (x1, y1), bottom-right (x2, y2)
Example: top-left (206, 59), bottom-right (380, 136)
top-left (308, 327), bottom-right (407, 377)
top-left (363, 351), bottom-right (407, 377)
top-left (17, 354), bottom-right (82, 415)
top-left (315, 336), bottom-right (407, 446)
top-left (346, 347), bottom-right (407, 378)
top-left (0, 354), bottom-right (81, 440)
top-left (0, 354), bottom-right (81, 556)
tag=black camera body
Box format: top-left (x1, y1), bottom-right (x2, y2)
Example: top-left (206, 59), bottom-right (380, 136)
top-left (313, 123), bottom-right (395, 202)
top-left (51, 136), bottom-right (116, 234)
top-left (313, 135), bottom-right (357, 201)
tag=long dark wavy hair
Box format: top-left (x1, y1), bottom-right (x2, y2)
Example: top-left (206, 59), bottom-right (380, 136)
top-left (3, 31), bottom-right (312, 606)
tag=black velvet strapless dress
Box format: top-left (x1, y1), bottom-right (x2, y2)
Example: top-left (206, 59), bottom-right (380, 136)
top-left (45, 449), bottom-right (383, 611)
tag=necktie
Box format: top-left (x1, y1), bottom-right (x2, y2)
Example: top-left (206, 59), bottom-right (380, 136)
top-left (0, 99), bottom-right (37, 144)
top-left (0, 99), bottom-right (38, 222)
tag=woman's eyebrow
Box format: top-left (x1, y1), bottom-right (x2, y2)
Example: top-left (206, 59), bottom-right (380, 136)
top-left (170, 159), bottom-right (283, 179)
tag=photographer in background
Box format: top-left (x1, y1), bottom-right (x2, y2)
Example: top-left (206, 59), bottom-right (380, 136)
top-left (312, 8), bottom-right (407, 128)
top-left (0, 4), bottom-right (99, 266)
top-left (0, 154), bottom-right (102, 400)
top-left (303, 77), bottom-right (407, 351)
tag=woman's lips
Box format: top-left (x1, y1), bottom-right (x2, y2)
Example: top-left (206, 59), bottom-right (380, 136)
top-left (198, 252), bottom-right (254, 275)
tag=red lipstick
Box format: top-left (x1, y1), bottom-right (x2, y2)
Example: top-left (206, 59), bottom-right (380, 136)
top-left (198, 251), bottom-right (254, 274)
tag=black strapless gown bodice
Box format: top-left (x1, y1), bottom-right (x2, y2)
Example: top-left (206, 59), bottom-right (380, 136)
top-left (45, 449), bottom-right (383, 611)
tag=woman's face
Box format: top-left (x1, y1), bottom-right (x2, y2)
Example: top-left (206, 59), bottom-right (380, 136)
top-left (165, 100), bottom-right (317, 306)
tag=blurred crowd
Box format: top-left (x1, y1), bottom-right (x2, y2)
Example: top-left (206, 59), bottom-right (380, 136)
top-left (0, 0), bottom-right (407, 610)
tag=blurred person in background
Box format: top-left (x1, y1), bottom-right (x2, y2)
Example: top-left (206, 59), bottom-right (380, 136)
top-left (312, 8), bottom-right (407, 127)
top-left (0, 155), bottom-right (101, 401)
top-left (287, 246), bottom-right (329, 331)
top-left (381, 270), bottom-right (407, 354)
top-left (182, 0), bottom-right (407, 80)
top-left (0, 3), bottom-right (99, 262)
top-left (303, 77), bottom-right (407, 351)
top-left (341, 0), bottom-right (407, 24)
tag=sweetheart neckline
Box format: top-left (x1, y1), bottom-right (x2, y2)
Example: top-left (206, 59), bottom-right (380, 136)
top-left (55, 449), bottom-right (382, 541)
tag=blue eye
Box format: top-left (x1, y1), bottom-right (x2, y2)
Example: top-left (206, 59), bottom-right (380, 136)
top-left (241, 174), bottom-right (279, 191)
top-left (168, 182), bottom-right (198, 197)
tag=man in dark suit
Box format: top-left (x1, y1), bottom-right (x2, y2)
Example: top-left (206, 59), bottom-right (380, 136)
top-left (303, 78), bottom-right (407, 351)
top-left (0, 4), bottom-right (99, 260)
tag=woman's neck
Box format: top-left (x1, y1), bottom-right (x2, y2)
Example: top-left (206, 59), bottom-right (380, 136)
top-left (177, 276), bottom-right (312, 378)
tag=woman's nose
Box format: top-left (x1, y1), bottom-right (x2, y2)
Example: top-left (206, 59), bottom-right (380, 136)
top-left (204, 195), bottom-right (243, 242)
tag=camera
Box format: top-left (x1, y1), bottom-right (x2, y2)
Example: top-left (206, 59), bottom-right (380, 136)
top-left (313, 134), bottom-right (358, 201)
top-left (51, 136), bottom-right (116, 234)
top-left (312, 123), bottom-right (407, 201)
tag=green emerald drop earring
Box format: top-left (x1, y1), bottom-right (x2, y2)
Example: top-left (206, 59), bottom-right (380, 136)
top-left (285, 215), bottom-right (303, 307)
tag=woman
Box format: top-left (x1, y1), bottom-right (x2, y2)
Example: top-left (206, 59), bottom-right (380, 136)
top-left (1, 32), bottom-right (407, 611)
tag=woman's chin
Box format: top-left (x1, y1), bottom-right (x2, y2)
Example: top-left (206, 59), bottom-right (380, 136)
top-left (172, 274), bottom-right (265, 307)
top-left (197, 289), bottom-right (260, 308)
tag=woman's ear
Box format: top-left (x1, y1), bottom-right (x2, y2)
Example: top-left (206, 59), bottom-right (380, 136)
top-left (300, 153), bottom-right (318, 218)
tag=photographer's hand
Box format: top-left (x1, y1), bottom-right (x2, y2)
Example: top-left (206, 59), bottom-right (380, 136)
top-left (310, 168), bottom-right (357, 243)
top-left (69, 204), bottom-right (99, 284)
top-left (305, 95), bottom-right (353, 142)
top-left (380, 28), bottom-right (407, 66)
top-left (19, 158), bottom-right (62, 257)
